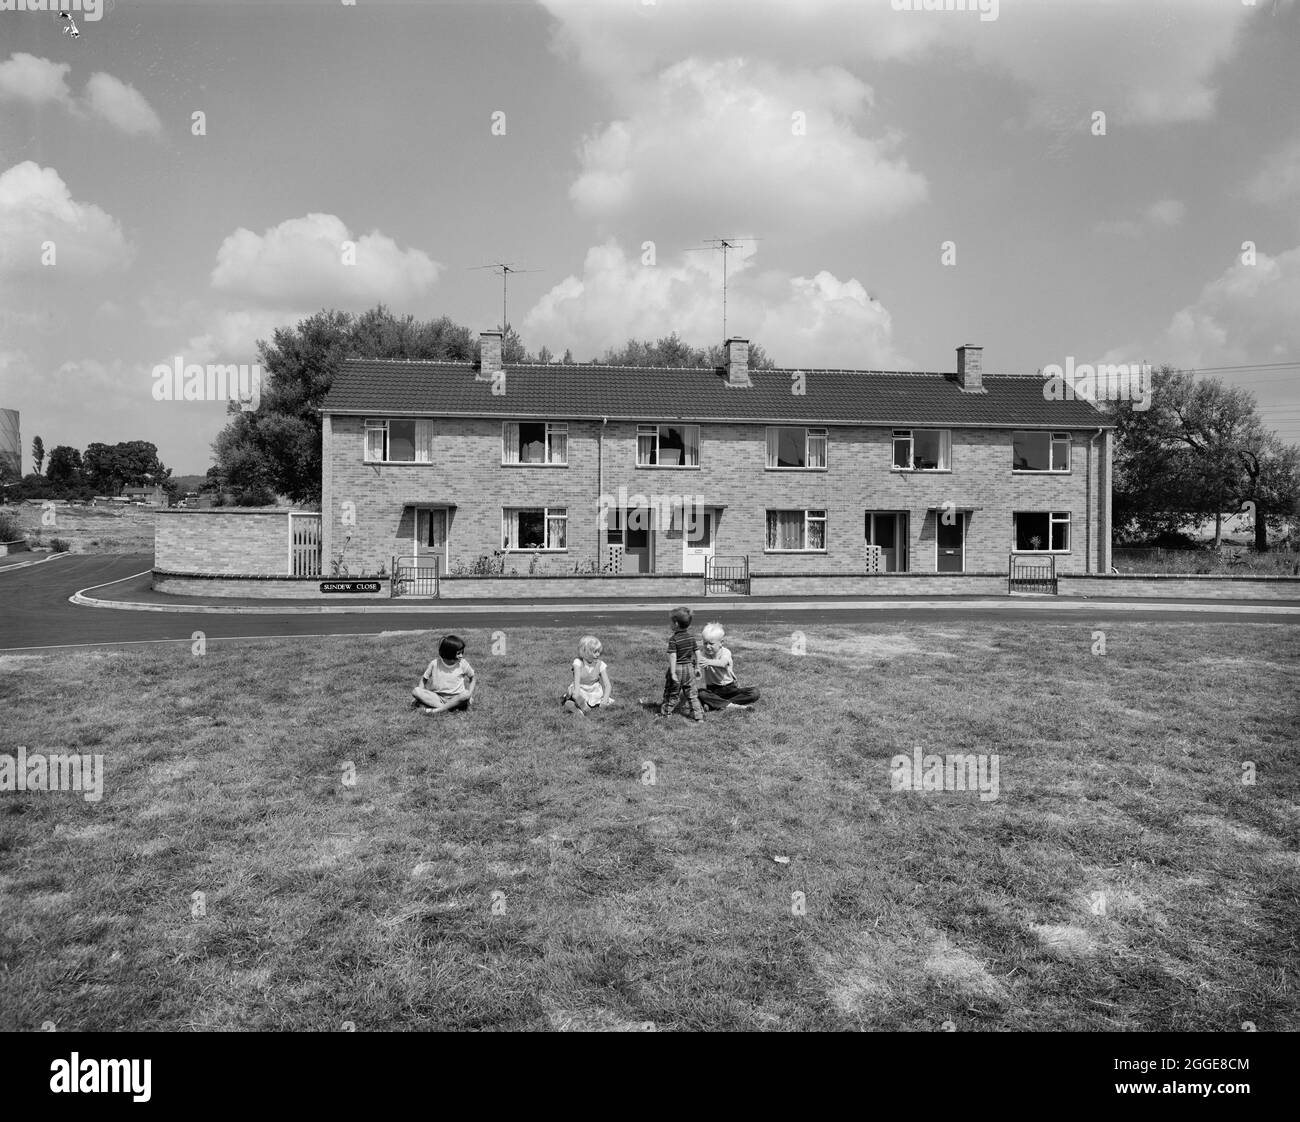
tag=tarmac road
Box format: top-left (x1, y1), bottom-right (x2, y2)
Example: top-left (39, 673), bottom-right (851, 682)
top-left (2, 553), bottom-right (1299, 654)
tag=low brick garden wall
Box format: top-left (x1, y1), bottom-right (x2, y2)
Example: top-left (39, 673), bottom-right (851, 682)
top-left (749, 573), bottom-right (1007, 596)
top-left (1, 538), bottom-right (30, 556)
top-left (152, 573), bottom-right (389, 599)
top-left (1059, 574), bottom-right (1300, 600)
top-left (438, 574), bottom-right (702, 599)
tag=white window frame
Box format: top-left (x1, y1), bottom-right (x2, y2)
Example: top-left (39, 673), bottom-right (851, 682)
top-left (764, 509), bottom-right (827, 553)
top-left (766, 426), bottom-right (828, 471)
top-left (1013, 511), bottom-right (1071, 553)
top-left (502, 421), bottom-right (568, 466)
top-left (636, 424), bottom-right (700, 468)
top-left (502, 506), bottom-right (568, 552)
top-left (364, 418), bottom-right (434, 464)
top-left (1012, 431), bottom-right (1071, 473)
top-left (892, 428), bottom-right (951, 472)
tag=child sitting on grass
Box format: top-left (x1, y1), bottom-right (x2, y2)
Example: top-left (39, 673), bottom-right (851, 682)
top-left (563, 635), bottom-right (615, 715)
top-left (412, 634), bottom-right (475, 714)
top-left (696, 622), bottom-right (760, 711)
top-left (658, 606), bottom-right (704, 722)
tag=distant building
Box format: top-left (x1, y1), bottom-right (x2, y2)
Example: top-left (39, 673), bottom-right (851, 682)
top-left (122, 485), bottom-right (168, 506)
top-left (0, 408), bottom-right (19, 478)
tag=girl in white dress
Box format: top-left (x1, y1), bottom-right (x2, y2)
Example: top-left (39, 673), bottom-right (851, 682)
top-left (563, 635), bottom-right (615, 715)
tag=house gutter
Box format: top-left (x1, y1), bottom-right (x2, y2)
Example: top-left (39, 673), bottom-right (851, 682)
top-left (1087, 427), bottom-right (1103, 574)
top-left (597, 416), bottom-right (607, 568)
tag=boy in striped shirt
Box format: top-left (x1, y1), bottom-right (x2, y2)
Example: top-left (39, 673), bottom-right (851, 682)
top-left (658, 606), bottom-right (705, 722)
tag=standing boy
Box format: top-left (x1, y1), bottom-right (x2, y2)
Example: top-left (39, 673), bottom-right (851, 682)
top-left (658, 606), bottom-right (704, 722)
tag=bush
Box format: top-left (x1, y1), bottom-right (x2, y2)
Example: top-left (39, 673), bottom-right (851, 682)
top-left (0, 511), bottom-right (20, 541)
top-left (50, 538), bottom-right (71, 553)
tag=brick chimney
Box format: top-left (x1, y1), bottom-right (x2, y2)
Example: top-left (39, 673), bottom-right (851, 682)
top-left (723, 337), bottom-right (751, 387)
top-left (477, 330), bottom-right (503, 382)
top-left (956, 345), bottom-right (983, 392)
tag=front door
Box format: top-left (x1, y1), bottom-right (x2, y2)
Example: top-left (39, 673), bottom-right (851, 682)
top-left (682, 508), bottom-right (714, 575)
top-left (416, 507), bottom-right (448, 574)
top-left (936, 512), bottom-right (964, 573)
top-left (866, 512), bottom-right (906, 572)
top-left (623, 506), bottom-right (653, 574)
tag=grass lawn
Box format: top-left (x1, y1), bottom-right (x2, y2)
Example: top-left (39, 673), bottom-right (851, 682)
top-left (1, 621), bottom-right (1297, 1031)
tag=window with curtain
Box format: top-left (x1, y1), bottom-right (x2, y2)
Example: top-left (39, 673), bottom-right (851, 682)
top-left (503, 422), bottom-right (567, 464)
top-left (766, 427), bottom-right (827, 469)
top-left (502, 507), bottom-right (568, 550)
top-left (363, 418), bottom-right (433, 462)
top-left (1013, 431), bottom-right (1070, 472)
top-left (636, 424), bottom-right (699, 466)
top-left (766, 510), bottom-right (826, 551)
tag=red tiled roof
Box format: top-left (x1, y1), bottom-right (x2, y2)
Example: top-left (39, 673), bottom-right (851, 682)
top-left (320, 360), bottom-right (1114, 428)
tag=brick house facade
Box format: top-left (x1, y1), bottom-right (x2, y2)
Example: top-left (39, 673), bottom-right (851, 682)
top-left (319, 334), bottom-right (1114, 579)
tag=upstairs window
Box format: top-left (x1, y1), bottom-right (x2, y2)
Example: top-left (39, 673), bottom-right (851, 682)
top-left (637, 424), bottom-right (699, 467)
top-left (364, 418), bottom-right (433, 463)
top-left (766, 427), bottom-right (827, 469)
top-left (892, 429), bottom-right (950, 471)
top-left (503, 421), bottom-right (567, 465)
top-left (1013, 431), bottom-right (1071, 472)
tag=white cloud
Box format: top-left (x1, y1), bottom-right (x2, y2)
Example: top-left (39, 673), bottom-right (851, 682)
top-left (210, 213), bottom-right (442, 311)
top-left (569, 58), bottom-right (926, 232)
top-left (0, 53), bottom-right (164, 137)
top-left (540, 0), bottom-right (1252, 128)
top-left (1244, 134), bottom-right (1300, 207)
top-left (83, 72), bottom-right (163, 138)
top-left (522, 240), bottom-right (903, 368)
top-left (1160, 246), bottom-right (1300, 367)
top-left (1096, 198), bottom-right (1186, 237)
top-left (0, 52), bottom-right (73, 107)
top-left (0, 161), bottom-right (134, 276)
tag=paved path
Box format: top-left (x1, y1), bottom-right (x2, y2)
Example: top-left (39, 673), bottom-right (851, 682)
top-left (2, 554), bottom-right (1299, 653)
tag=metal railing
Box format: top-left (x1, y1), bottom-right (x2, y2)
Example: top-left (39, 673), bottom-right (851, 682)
top-left (1008, 553), bottom-right (1057, 594)
top-left (391, 554), bottom-right (439, 597)
top-left (706, 554), bottom-right (750, 595)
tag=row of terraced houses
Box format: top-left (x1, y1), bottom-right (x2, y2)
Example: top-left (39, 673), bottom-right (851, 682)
top-left (316, 331), bottom-right (1114, 583)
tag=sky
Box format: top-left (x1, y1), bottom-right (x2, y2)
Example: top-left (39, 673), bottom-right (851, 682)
top-left (0, 0), bottom-right (1297, 476)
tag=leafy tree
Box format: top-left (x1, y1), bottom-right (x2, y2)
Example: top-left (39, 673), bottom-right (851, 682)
top-left (598, 332), bottom-right (777, 369)
top-left (45, 446), bottom-right (84, 489)
top-left (1111, 367), bottom-right (1300, 551)
top-left (211, 307), bottom-right (478, 507)
top-left (82, 441), bottom-right (171, 496)
top-left (31, 436), bottom-right (44, 475)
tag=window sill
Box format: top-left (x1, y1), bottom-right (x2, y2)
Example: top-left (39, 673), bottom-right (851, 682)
top-left (364, 460), bottom-right (437, 466)
top-left (500, 462), bottom-right (568, 468)
top-left (1011, 470), bottom-right (1072, 475)
top-left (764, 549), bottom-right (828, 554)
top-left (635, 464), bottom-right (701, 470)
top-left (500, 549), bottom-right (568, 554)
top-left (764, 467), bottom-right (828, 473)
top-left (1012, 550), bottom-right (1072, 556)
top-left (892, 468), bottom-right (951, 474)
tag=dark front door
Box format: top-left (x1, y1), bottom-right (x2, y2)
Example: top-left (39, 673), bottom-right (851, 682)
top-left (936, 513), bottom-right (964, 573)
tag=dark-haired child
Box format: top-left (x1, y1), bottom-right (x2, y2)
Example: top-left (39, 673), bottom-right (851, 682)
top-left (658, 606), bottom-right (704, 722)
top-left (413, 634), bottom-right (475, 713)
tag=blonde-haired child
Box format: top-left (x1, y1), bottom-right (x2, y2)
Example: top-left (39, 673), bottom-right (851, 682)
top-left (697, 622), bottom-right (760, 711)
top-left (563, 635), bottom-right (615, 715)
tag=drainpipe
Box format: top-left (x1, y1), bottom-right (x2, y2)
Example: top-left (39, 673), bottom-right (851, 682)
top-left (597, 416), bottom-right (607, 569)
top-left (1087, 427), bottom-right (1103, 574)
